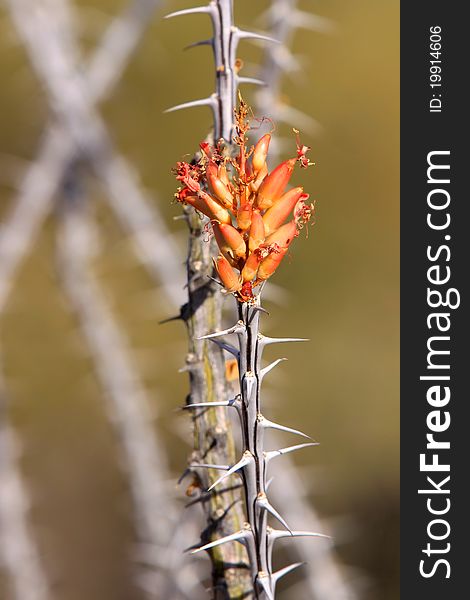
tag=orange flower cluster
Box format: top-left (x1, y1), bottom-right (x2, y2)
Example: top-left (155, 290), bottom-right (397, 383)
top-left (174, 104), bottom-right (314, 301)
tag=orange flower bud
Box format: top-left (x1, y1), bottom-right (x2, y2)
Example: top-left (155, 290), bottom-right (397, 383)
top-left (250, 163), bottom-right (268, 193)
top-left (183, 193), bottom-right (232, 224)
top-left (248, 210), bottom-right (265, 252)
top-left (218, 163), bottom-right (230, 187)
top-left (252, 134), bottom-right (271, 174)
top-left (262, 187), bottom-right (305, 236)
top-left (237, 202), bottom-right (253, 231)
top-left (241, 250), bottom-right (262, 282)
top-left (264, 220), bottom-right (298, 249)
top-left (214, 255), bottom-right (242, 293)
top-left (207, 161), bottom-right (233, 209)
top-left (256, 158), bottom-right (296, 210)
top-left (257, 247), bottom-right (288, 282)
top-left (212, 221), bottom-right (247, 260)
top-left (199, 142), bottom-right (212, 158)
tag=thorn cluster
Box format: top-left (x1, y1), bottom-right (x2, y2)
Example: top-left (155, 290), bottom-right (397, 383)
top-left (174, 98), bottom-right (315, 303)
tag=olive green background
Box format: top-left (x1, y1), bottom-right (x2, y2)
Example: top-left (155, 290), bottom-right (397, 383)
top-left (0, 1), bottom-right (399, 598)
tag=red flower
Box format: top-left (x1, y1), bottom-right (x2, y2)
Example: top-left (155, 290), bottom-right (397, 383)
top-left (174, 100), bottom-right (315, 300)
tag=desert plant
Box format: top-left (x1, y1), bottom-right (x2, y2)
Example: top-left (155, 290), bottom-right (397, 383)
top-left (173, 91), bottom-right (328, 597)
top-left (166, 1), bottom-right (330, 598)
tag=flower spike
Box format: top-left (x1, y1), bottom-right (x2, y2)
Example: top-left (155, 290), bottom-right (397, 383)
top-left (173, 100), bottom-right (314, 297)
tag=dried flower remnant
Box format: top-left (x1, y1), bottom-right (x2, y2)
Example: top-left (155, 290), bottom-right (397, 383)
top-left (174, 99), bottom-right (315, 301)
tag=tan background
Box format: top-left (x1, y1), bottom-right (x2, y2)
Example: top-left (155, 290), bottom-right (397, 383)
top-left (0, 0), bottom-right (399, 598)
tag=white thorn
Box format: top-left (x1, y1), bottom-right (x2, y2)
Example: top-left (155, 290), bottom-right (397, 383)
top-left (273, 562), bottom-right (305, 583)
top-left (197, 322), bottom-right (245, 340)
top-left (183, 400), bottom-right (232, 410)
top-left (257, 496), bottom-right (292, 533)
top-left (234, 28), bottom-right (280, 45)
top-left (237, 76), bottom-right (266, 87)
top-left (259, 416), bottom-right (312, 440)
top-left (260, 357), bottom-right (287, 379)
top-left (269, 529), bottom-right (331, 541)
top-left (208, 453), bottom-right (252, 492)
top-left (183, 397), bottom-right (240, 411)
top-left (259, 334), bottom-right (309, 346)
top-left (190, 463), bottom-right (230, 471)
top-left (190, 530), bottom-right (247, 554)
top-left (164, 7), bottom-right (211, 20)
top-left (265, 443), bottom-right (318, 463)
top-left (164, 96), bottom-right (216, 114)
top-left (184, 38), bottom-right (213, 51)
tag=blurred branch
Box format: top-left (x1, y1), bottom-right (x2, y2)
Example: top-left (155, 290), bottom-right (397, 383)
top-left (1, 0), bottom-right (197, 596)
top-left (255, 0), bottom-right (327, 163)
top-left (56, 194), bottom-right (202, 599)
top-left (0, 370), bottom-right (50, 600)
top-left (0, 0), bottom-right (182, 314)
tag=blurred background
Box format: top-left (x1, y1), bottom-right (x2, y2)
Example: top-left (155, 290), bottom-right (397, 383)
top-left (0, 1), bottom-right (399, 599)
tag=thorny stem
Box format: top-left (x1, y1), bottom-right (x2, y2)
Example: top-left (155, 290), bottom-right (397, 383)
top-left (166, 0), bottom-right (276, 142)
top-left (197, 291), bottom-right (323, 600)
top-left (239, 296), bottom-right (294, 598)
top-left (183, 207), bottom-right (252, 599)
top-left (168, 1), bottom-right (270, 597)
top-left (211, 0), bottom-right (237, 142)
top-left (165, 0), bottom-right (237, 142)
top-left (168, 2), bottom-right (323, 597)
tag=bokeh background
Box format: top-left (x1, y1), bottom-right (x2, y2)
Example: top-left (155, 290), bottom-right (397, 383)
top-left (0, 1), bottom-right (399, 599)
